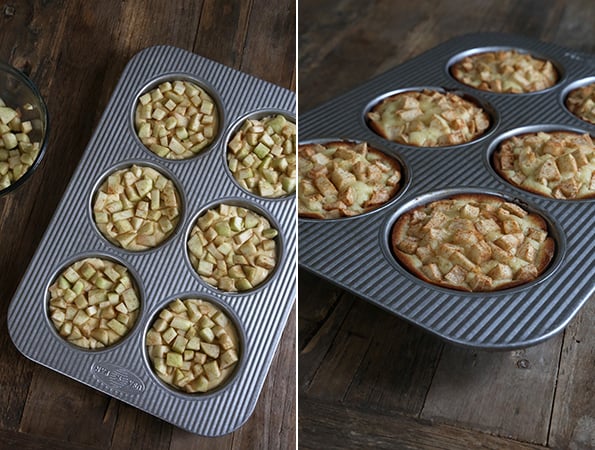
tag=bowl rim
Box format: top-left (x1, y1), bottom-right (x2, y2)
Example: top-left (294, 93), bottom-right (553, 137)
top-left (0, 60), bottom-right (50, 197)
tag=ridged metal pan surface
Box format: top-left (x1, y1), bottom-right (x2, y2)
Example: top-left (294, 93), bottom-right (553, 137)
top-left (7, 45), bottom-right (296, 436)
top-left (298, 32), bottom-right (594, 350)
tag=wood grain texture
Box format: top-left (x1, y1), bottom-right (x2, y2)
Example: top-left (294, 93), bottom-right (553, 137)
top-left (0, 0), bottom-right (295, 448)
top-left (420, 336), bottom-right (563, 445)
top-left (298, 0), bottom-right (594, 448)
top-left (549, 298), bottom-right (595, 450)
top-left (300, 398), bottom-right (547, 450)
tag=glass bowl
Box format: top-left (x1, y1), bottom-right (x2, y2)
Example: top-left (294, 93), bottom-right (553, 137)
top-left (0, 60), bottom-right (49, 197)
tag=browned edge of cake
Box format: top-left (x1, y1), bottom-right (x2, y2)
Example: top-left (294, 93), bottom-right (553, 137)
top-left (298, 140), bottom-right (403, 219)
top-left (390, 193), bottom-right (556, 292)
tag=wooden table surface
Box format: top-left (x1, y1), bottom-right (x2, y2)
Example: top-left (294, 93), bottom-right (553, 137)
top-left (0, 1), bottom-right (295, 449)
top-left (298, 1), bottom-right (594, 449)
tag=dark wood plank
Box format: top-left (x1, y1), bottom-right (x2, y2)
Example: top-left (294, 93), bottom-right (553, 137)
top-left (298, 281), bottom-right (354, 392)
top-left (549, 299), bottom-right (595, 450)
top-left (341, 303), bottom-right (443, 415)
top-left (297, 268), bottom-right (344, 350)
top-left (421, 335), bottom-right (563, 446)
top-left (19, 369), bottom-right (116, 448)
top-left (303, 293), bottom-right (443, 415)
top-left (193, 0), bottom-right (251, 69)
top-left (0, 428), bottom-right (102, 450)
top-left (300, 398), bottom-right (547, 450)
top-left (240, 0), bottom-right (297, 89)
top-left (108, 401), bottom-right (172, 450)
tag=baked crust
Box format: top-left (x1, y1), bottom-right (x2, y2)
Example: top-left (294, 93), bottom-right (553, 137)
top-left (451, 50), bottom-right (558, 93)
top-left (493, 131), bottom-right (595, 200)
top-left (298, 141), bottom-right (402, 219)
top-left (367, 90), bottom-right (490, 147)
top-left (565, 82), bottom-right (595, 125)
top-left (391, 193), bottom-right (555, 292)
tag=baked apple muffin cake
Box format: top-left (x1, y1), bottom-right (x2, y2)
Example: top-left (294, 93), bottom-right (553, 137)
top-left (367, 90), bottom-right (490, 147)
top-left (391, 194), bottom-right (555, 292)
top-left (298, 141), bottom-right (402, 219)
top-left (451, 50), bottom-right (558, 93)
top-left (565, 82), bottom-right (595, 125)
top-left (493, 131), bottom-right (595, 199)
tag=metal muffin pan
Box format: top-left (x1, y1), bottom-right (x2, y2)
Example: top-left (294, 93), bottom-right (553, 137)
top-left (8, 45), bottom-right (296, 436)
top-left (299, 32), bottom-right (594, 350)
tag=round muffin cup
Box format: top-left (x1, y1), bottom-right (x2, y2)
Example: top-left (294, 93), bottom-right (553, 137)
top-left (131, 73), bottom-right (225, 161)
top-left (223, 108), bottom-right (296, 200)
top-left (383, 188), bottom-right (566, 295)
top-left (363, 87), bottom-right (498, 148)
top-left (297, 137), bottom-right (410, 222)
top-left (486, 125), bottom-right (595, 202)
top-left (447, 46), bottom-right (563, 94)
top-left (45, 253), bottom-right (144, 351)
top-left (561, 76), bottom-right (595, 126)
top-left (143, 294), bottom-right (246, 398)
top-left (90, 160), bottom-right (185, 252)
top-left (185, 198), bottom-right (283, 295)
top-left (0, 60), bottom-right (49, 197)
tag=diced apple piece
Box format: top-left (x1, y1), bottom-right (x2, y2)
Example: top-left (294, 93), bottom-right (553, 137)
top-left (171, 316), bottom-right (193, 331)
top-left (171, 335), bottom-right (188, 354)
top-left (186, 336), bottom-right (201, 351)
top-left (107, 318), bottom-right (128, 336)
top-left (166, 352), bottom-right (184, 368)
top-left (188, 375), bottom-right (209, 393)
top-left (146, 329), bottom-right (163, 346)
top-left (219, 349), bottom-right (239, 369)
top-left (203, 360), bottom-right (221, 381)
top-left (200, 342), bottom-right (220, 359)
top-left (198, 327), bottom-right (215, 343)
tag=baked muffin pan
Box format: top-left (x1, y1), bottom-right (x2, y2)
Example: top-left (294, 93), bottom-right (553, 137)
top-left (299, 33), bottom-right (594, 350)
top-left (7, 46), bottom-right (295, 436)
